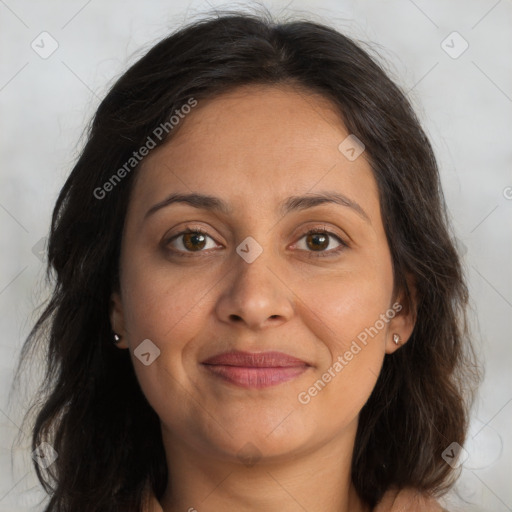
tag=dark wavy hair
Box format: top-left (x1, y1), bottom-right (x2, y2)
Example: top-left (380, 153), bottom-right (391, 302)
top-left (12, 9), bottom-right (480, 512)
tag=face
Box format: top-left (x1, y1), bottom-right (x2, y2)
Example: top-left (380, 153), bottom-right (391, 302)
top-left (110, 84), bottom-right (415, 464)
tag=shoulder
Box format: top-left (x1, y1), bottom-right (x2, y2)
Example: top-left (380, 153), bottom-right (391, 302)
top-left (373, 487), bottom-right (447, 512)
top-left (141, 482), bottom-right (164, 512)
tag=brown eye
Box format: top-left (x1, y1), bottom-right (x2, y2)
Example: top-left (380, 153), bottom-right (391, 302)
top-left (305, 232), bottom-right (329, 251)
top-left (166, 228), bottom-right (218, 255)
top-left (295, 228), bottom-right (348, 257)
top-left (182, 232), bottom-right (207, 251)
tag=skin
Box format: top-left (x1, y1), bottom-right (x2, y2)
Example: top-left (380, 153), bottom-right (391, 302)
top-left (110, 84), bottom-right (416, 512)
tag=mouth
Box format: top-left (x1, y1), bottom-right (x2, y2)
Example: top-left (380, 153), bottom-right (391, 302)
top-left (201, 350), bottom-right (311, 389)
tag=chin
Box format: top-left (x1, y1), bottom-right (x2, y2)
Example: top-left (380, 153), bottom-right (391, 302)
top-left (193, 415), bottom-right (322, 464)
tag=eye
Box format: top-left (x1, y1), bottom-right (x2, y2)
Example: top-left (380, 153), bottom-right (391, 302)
top-left (164, 225), bottom-right (348, 258)
top-left (294, 227), bottom-right (348, 257)
top-left (164, 226), bottom-right (220, 256)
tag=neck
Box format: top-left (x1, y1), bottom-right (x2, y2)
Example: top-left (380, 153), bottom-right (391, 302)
top-left (158, 420), bottom-right (369, 512)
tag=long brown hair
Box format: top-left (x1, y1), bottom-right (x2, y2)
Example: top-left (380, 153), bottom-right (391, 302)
top-left (12, 9), bottom-right (480, 511)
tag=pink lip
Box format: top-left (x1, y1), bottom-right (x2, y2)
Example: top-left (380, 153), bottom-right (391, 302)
top-left (201, 351), bottom-right (310, 389)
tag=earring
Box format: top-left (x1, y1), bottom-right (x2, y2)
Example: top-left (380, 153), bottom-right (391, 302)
top-left (393, 333), bottom-right (400, 345)
top-left (113, 332), bottom-right (121, 344)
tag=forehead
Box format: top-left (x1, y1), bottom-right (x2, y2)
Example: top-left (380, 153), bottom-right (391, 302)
top-left (128, 84), bottom-right (380, 225)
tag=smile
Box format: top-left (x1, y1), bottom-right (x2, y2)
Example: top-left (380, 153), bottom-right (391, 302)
top-left (201, 350), bottom-right (311, 389)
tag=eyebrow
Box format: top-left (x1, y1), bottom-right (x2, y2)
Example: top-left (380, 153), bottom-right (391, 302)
top-left (144, 191), bottom-right (370, 223)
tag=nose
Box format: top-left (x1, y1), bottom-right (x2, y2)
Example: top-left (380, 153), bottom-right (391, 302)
top-left (215, 248), bottom-right (295, 331)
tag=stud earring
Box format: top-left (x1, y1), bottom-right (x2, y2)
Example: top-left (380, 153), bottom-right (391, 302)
top-left (393, 333), bottom-right (400, 345)
top-left (113, 332), bottom-right (121, 344)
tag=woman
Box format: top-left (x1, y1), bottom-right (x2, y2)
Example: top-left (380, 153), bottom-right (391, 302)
top-left (14, 10), bottom-right (479, 512)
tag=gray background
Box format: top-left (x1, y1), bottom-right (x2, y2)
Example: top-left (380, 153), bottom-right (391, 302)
top-left (1, 0), bottom-right (511, 510)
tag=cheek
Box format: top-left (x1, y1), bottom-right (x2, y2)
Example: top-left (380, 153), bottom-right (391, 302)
top-left (294, 256), bottom-right (393, 415)
top-left (301, 254), bottom-right (394, 349)
top-left (119, 256), bottom-right (216, 424)
top-left (121, 252), bottom-right (213, 345)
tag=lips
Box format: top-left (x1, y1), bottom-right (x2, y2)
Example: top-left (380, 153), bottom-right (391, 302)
top-left (201, 350), bottom-right (311, 389)
top-left (202, 350), bottom-right (309, 367)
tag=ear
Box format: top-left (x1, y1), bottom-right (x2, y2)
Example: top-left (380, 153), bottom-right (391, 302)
top-left (385, 274), bottom-right (417, 354)
top-left (110, 290), bottom-right (128, 349)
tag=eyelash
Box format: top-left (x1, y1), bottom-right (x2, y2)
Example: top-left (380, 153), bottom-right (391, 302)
top-left (164, 225), bottom-right (348, 259)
